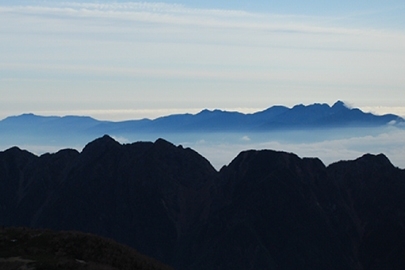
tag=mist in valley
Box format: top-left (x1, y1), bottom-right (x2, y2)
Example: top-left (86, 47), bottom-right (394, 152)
top-left (2, 125), bottom-right (404, 170)
top-left (133, 127), bottom-right (405, 170)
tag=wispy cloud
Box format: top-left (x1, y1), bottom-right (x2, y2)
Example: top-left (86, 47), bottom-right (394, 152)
top-left (3, 2), bottom-right (404, 37)
top-left (1, 1), bottom-right (405, 120)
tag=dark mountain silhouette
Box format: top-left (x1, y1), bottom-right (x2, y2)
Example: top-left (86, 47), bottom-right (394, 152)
top-left (0, 136), bottom-right (217, 267)
top-left (1, 136), bottom-right (405, 269)
top-left (0, 227), bottom-right (173, 270)
top-left (0, 101), bottom-right (403, 141)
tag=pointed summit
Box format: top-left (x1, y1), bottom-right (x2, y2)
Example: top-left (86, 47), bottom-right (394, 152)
top-left (331, 100), bottom-right (347, 109)
top-left (90, 134), bottom-right (119, 145)
top-left (154, 138), bottom-right (176, 150)
top-left (82, 135), bottom-right (121, 155)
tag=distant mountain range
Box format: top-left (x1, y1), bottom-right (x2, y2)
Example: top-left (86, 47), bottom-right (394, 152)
top-left (1, 136), bottom-right (405, 269)
top-left (0, 101), bottom-right (403, 141)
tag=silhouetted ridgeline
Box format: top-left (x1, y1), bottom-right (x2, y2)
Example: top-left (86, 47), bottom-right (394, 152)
top-left (1, 136), bottom-right (405, 269)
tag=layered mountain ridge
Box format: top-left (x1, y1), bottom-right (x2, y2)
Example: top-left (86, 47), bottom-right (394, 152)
top-left (1, 136), bottom-right (405, 269)
top-left (1, 101), bottom-right (403, 139)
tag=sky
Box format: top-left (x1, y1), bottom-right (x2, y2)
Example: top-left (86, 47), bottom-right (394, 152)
top-left (1, 0), bottom-right (405, 120)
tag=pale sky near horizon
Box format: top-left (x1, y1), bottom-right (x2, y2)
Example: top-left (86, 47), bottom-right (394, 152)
top-left (1, 0), bottom-right (405, 121)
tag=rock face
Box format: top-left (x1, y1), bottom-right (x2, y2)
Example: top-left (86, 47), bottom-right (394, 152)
top-left (1, 135), bottom-right (404, 269)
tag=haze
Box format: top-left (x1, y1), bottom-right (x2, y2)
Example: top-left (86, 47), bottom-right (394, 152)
top-left (1, 0), bottom-right (404, 169)
top-left (1, 0), bottom-right (405, 120)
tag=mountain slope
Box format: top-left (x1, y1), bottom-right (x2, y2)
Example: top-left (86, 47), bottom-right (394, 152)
top-left (0, 227), bottom-right (173, 270)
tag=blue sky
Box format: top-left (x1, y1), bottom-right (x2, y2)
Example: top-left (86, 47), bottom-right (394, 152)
top-left (1, 0), bottom-right (405, 120)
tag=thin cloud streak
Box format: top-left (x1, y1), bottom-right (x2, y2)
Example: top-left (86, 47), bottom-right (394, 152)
top-left (1, 1), bottom-right (405, 119)
top-left (2, 3), bottom-right (405, 38)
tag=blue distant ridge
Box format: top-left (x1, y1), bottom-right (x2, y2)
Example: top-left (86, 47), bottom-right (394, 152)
top-left (0, 101), bottom-right (403, 138)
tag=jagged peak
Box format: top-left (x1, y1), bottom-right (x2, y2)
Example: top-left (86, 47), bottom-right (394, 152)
top-left (289, 100), bottom-right (348, 111)
top-left (198, 109), bottom-right (214, 114)
top-left (331, 100), bottom-right (350, 110)
top-left (357, 153), bottom-right (393, 167)
top-left (154, 138), bottom-right (175, 147)
top-left (329, 153), bottom-right (395, 170)
top-left (95, 134), bottom-right (119, 143)
top-left (4, 146), bottom-right (23, 153)
top-left (291, 102), bottom-right (330, 110)
top-left (197, 108), bottom-right (236, 116)
top-left (152, 138), bottom-right (201, 156)
top-left (82, 135), bottom-right (121, 154)
top-left (292, 103), bottom-right (305, 109)
top-left (3, 146), bottom-right (36, 157)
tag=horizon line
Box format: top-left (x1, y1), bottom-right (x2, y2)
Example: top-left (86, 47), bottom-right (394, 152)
top-left (2, 101), bottom-right (405, 122)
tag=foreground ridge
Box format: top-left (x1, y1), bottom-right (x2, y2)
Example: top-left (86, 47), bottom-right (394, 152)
top-left (0, 227), bottom-right (173, 270)
top-left (1, 136), bottom-right (404, 269)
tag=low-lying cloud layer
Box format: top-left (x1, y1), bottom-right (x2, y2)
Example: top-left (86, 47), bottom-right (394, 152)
top-left (1, 126), bottom-right (404, 170)
top-left (186, 128), bottom-right (405, 170)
